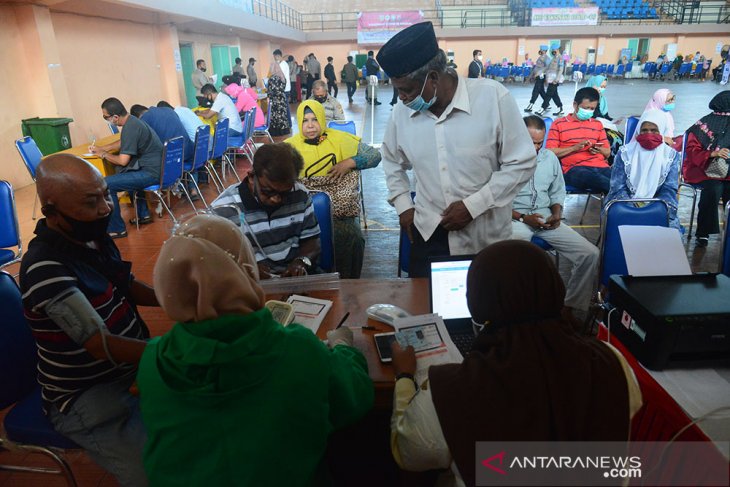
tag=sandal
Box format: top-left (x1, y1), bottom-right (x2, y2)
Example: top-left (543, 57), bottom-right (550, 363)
top-left (108, 230), bottom-right (128, 239)
top-left (129, 216), bottom-right (153, 225)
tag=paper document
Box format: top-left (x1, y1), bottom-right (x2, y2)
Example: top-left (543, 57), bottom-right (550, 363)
top-left (393, 314), bottom-right (463, 383)
top-left (210, 74), bottom-right (218, 85)
top-left (619, 225), bottom-right (691, 276)
top-left (286, 295), bottom-right (332, 334)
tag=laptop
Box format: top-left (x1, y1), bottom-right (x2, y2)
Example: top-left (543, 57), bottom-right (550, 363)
top-left (429, 255), bottom-right (476, 356)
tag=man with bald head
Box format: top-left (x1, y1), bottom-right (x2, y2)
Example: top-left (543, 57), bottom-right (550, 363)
top-left (19, 154), bottom-right (157, 487)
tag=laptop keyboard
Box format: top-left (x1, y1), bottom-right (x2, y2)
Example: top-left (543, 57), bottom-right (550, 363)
top-left (450, 332), bottom-right (474, 357)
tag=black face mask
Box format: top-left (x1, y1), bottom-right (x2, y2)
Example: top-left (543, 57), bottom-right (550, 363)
top-left (314, 95), bottom-right (327, 103)
top-left (58, 210), bottom-right (111, 242)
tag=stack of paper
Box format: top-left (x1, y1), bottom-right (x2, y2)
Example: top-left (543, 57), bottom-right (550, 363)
top-left (286, 295), bottom-right (333, 334)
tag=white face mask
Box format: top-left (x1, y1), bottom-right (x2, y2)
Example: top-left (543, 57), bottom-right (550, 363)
top-left (477, 55), bottom-right (483, 61)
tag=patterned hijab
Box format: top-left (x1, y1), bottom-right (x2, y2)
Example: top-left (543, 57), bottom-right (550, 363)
top-left (687, 90), bottom-right (730, 152)
top-left (644, 89), bottom-right (676, 136)
top-left (154, 214), bottom-right (265, 323)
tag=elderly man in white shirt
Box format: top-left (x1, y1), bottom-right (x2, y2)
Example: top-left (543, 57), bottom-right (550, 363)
top-left (379, 21), bottom-right (537, 277)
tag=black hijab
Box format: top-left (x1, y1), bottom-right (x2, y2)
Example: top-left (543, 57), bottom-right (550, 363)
top-left (687, 90), bottom-right (730, 151)
top-left (429, 241), bottom-right (630, 487)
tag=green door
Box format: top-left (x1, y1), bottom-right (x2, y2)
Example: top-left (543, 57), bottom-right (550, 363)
top-left (211, 45), bottom-right (232, 89)
top-left (627, 39), bottom-right (639, 59)
top-left (179, 44), bottom-right (197, 108)
top-left (230, 46), bottom-right (240, 67)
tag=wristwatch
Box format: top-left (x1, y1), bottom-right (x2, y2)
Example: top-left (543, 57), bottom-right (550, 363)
top-left (518, 213), bottom-right (525, 223)
top-left (296, 256), bottom-right (312, 269)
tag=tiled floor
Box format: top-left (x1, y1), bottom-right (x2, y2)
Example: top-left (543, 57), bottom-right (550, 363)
top-left (1, 76), bottom-right (727, 486)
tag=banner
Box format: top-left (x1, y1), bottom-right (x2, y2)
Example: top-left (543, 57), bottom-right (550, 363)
top-left (531, 7), bottom-right (599, 26)
top-left (357, 11), bottom-right (424, 45)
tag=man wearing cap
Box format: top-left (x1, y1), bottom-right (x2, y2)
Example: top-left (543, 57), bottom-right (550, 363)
top-left (379, 22), bottom-right (536, 277)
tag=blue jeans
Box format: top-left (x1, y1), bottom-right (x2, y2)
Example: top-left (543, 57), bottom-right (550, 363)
top-left (48, 376), bottom-right (147, 487)
top-left (564, 166), bottom-right (612, 193)
top-left (105, 170), bottom-right (158, 233)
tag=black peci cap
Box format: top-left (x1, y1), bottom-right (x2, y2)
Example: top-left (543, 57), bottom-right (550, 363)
top-left (376, 21), bottom-right (439, 78)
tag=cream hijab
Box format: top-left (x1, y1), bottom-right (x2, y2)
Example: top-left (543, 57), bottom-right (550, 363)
top-left (621, 109), bottom-right (677, 200)
top-left (154, 214), bottom-right (265, 323)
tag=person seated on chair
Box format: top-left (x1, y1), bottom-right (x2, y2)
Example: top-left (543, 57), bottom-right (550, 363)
top-left (196, 83), bottom-right (244, 138)
top-left (546, 87), bottom-right (611, 193)
top-left (211, 143), bottom-right (321, 279)
top-left (605, 109), bottom-right (681, 231)
top-left (19, 154), bottom-right (159, 487)
top-left (512, 116), bottom-right (599, 317)
top-left (285, 100), bottom-right (381, 278)
top-left (137, 214), bottom-right (372, 486)
top-left (309, 79), bottom-right (345, 125)
top-left (221, 75), bottom-right (265, 128)
top-left (90, 97), bottom-right (162, 238)
top-left (682, 90), bottom-right (730, 248)
top-left (129, 104), bottom-right (194, 166)
top-left (643, 89), bottom-right (683, 152)
top-left (389, 240), bottom-right (642, 487)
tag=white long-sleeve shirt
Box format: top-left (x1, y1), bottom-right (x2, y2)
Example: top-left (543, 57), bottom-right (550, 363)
top-left (381, 76), bottom-right (536, 255)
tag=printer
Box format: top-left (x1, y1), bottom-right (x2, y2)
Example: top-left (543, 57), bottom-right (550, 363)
top-left (608, 273), bottom-right (730, 370)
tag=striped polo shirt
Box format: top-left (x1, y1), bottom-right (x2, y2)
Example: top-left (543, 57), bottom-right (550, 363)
top-left (546, 114), bottom-right (609, 174)
top-left (19, 221), bottom-right (149, 413)
top-left (211, 178), bottom-right (320, 273)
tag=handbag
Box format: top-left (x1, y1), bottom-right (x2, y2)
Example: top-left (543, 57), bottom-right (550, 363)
top-left (300, 153), bottom-right (360, 219)
top-left (705, 157), bottom-right (729, 179)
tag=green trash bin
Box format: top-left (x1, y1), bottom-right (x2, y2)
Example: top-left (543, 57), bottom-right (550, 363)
top-left (21, 117), bottom-right (74, 155)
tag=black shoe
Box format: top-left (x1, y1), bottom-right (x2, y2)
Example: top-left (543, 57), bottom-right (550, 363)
top-left (534, 108), bottom-right (547, 116)
top-left (524, 104), bottom-right (533, 112)
top-left (374, 100), bottom-right (382, 105)
top-left (348, 98), bottom-right (353, 103)
top-left (696, 236), bottom-right (709, 248)
top-left (129, 216), bottom-right (153, 225)
top-left (189, 192), bottom-right (201, 202)
top-left (552, 108), bottom-right (565, 116)
top-left (108, 230), bottom-right (128, 239)
top-left (389, 100), bottom-right (397, 106)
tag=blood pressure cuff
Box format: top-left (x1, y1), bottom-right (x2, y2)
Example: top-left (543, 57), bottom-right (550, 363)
top-left (45, 287), bottom-right (108, 345)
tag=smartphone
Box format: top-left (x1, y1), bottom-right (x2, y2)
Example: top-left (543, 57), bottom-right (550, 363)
top-left (374, 332), bottom-right (397, 363)
top-left (265, 300), bottom-right (294, 325)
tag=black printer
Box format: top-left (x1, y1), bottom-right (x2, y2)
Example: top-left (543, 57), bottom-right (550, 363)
top-left (607, 274), bottom-right (730, 370)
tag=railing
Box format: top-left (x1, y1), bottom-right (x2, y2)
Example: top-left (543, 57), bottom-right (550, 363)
top-left (300, 1), bottom-right (728, 30)
top-left (252, 0), bottom-right (303, 30)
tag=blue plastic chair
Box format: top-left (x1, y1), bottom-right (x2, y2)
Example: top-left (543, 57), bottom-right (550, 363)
top-left (616, 64), bottom-right (625, 77)
top-left (137, 136), bottom-right (196, 227)
top-left (599, 199), bottom-right (669, 289)
top-left (327, 120), bottom-right (356, 135)
top-left (721, 202), bottom-right (730, 276)
top-left (625, 116), bottom-right (640, 142)
top-left (183, 125), bottom-right (212, 208)
top-left (0, 181), bottom-right (22, 270)
top-left (0, 271), bottom-right (80, 486)
top-left (208, 118), bottom-right (239, 191)
top-left (311, 191), bottom-right (335, 273)
top-left (253, 100), bottom-right (274, 143)
top-left (108, 122), bottom-right (119, 135)
top-left (15, 136), bottom-right (44, 219)
top-left (607, 64), bottom-right (615, 75)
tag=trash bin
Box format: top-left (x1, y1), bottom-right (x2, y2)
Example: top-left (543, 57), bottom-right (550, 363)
top-left (21, 117), bottom-right (74, 155)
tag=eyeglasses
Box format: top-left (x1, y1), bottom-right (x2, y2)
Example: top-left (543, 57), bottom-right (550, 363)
top-left (254, 175), bottom-right (293, 200)
top-left (103, 114), bottom-right (115, 122)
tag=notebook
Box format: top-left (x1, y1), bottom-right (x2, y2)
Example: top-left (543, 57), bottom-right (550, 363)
top-left (429, 255), bottom-right (476, 356)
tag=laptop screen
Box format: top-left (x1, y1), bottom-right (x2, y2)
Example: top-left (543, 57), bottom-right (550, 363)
top-left (430, 258), bottom-right (473, 321)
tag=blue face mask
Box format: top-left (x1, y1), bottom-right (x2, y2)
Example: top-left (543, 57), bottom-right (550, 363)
top-left (576, 107), bottom-right (594, 121)
top-left (405, 75), bottom-right (437, 112)
top-left (663, 103), bottom-right (675, 112)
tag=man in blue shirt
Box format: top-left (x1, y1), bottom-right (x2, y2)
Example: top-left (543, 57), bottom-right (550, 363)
top-left (130, 105), bottom-right (194, 164)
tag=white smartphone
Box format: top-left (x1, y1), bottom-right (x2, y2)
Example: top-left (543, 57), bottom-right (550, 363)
top-left (373, 332), bottom-right (397, 363)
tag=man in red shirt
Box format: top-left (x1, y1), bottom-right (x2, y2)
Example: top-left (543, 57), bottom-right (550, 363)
top-left (546, 87), bottom-right (611, 193)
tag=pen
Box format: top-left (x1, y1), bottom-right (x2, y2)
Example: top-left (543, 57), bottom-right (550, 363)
top-left (335, 311), bottom-right (350, 329)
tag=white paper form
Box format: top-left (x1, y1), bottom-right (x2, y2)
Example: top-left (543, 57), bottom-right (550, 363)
top-left (393, 314), bottom-right (464, 383)
top-left (618, 225), bottom-right (692, 276)
top-left (286, 294), bottom-right (332, 334)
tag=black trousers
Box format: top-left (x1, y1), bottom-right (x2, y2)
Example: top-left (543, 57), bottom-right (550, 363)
top-left (529, 77), bottom-right (546, 104)
top-left (542, 83), bottom-right (562, 110)
top-left (696, 179), bottom-right (730, 237)
top-left (346, 82), bottom-right (356, 100)
top-left (408, 225), bottom-right (450, 278)
top-left (327, 80), bottom-right (338, 97)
